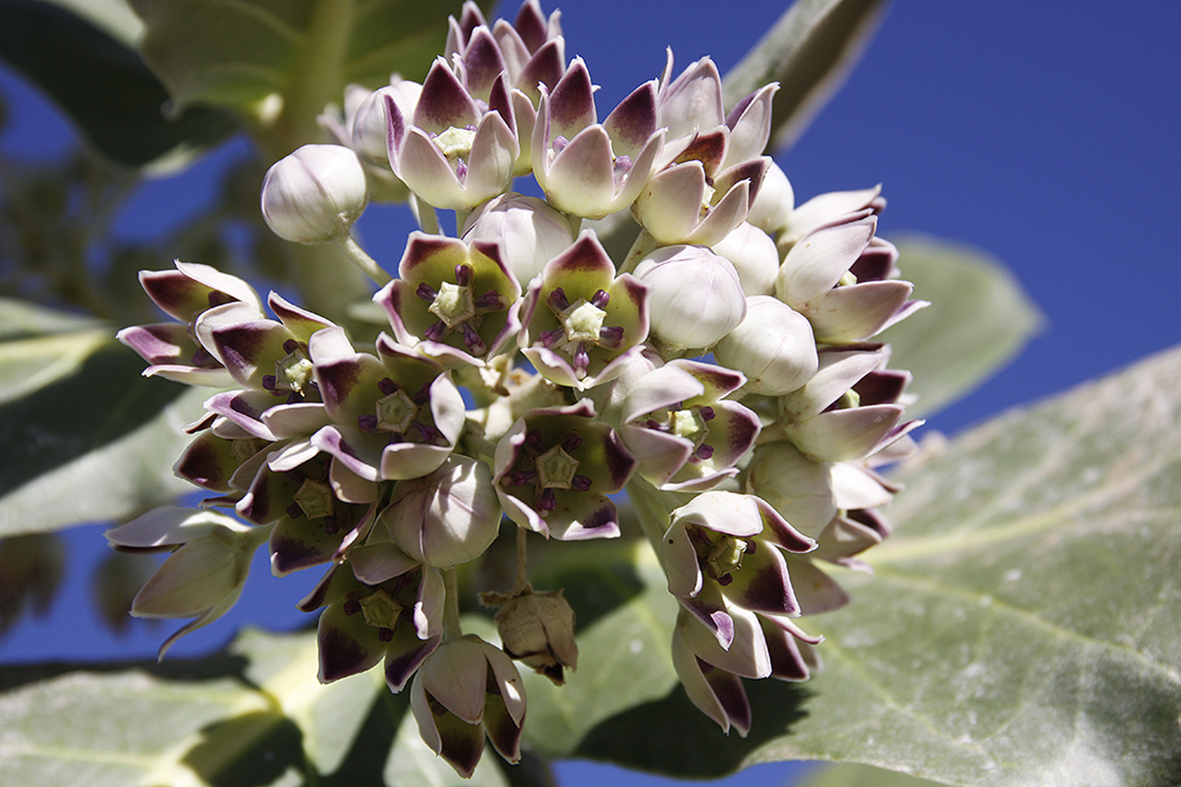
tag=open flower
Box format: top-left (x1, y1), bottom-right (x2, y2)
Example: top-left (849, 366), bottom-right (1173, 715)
top-left (105, 507), bottom-right (268, 658)
top-left (410, 634), bottom-right (526, 778)
top-left (299, 559), bottom-right (444, 691)
top-left (518, 230), bottom-right (649, 389)
top-left (385, 58), bottom-right (520, 209)
top-left (532, 59), bottom-right (665, 219)
top-left (613, 359), bottom-right (761, 490)
top-left (310, 329), bottom-right (466, 481)
top-left (659, 491), bottom-right (815, 651)
top-left (376, 233), bottom-right (522, 368)
top-left (493, 400), bottom-right (635, 540)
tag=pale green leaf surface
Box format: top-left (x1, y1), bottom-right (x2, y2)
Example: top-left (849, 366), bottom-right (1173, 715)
top-left (0, 628), bottom-right (514, 786)
top-left (722, 0), bottom-right (888, 150)
top-left (800, 763), bottom-right (950, 787)
top-left (0, 0), bottom-right (238, 170)
top-left (128, 0), bottom-right (486, 151)
top-left (541, 347), bottom-right (1181, 787)
top-left (880, 236), bottom-right (1043, 419)
top-left (0, 326), bottom-right (204, 536)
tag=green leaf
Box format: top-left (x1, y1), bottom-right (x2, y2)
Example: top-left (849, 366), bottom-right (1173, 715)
top-left (880, 235), bottom-right (1043, 419)
top-left (800, 763), bottom-right (951, 787)
top-left (0, 300), bottom-right (204, 536)
top-left (0, 628), bottom-right (517, 786)
top-left (128, 0), bottom-right (489, 154)
top-left (0, 0), bottom-right (238, 170)
top-left (722, 0), bottom-right (888, 150)
top-left (568, 346), bottom-right (1181, 786)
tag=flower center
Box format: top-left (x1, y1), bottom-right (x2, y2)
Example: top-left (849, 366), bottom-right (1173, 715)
top-left (691, 528), bottom-right (752, 585)
top-left (428, 280), bottom-right (477, 328)
top-left (375, 388), bottom-right (419, 433)
top-left (560, 299), bottom-right (607, 344)
top-left (358, 587), bottom-right (403, 631)
top-left (434, 126), bottom-right (476, 161)
top-left (535, 443), bottom-right (580, 490)
top-left (272, 342), bottom-right (314, 395)
top-left (293, 477), bottom-right (335, 519)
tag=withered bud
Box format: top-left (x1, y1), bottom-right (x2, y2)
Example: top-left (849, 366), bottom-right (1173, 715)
top-left (493, 587), bottom-right (578, 685)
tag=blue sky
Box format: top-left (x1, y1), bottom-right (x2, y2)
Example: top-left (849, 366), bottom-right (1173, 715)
top-left (1, 2), bottom-right (1178, 785)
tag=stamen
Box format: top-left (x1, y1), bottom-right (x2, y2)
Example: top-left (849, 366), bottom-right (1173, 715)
top-left (699, 406), bottom-right (716, 421)
top-left (343, 599), bottom-right (362, 615)
top-left (454, 264), bottom-right (473, 287)
top-left (378, 377), bottom-right (399, 396)
top-left (599, 325), bottom-right (624, 347)
top-left (537, 488), bottom-right (557, 513)
top-left (560, 432), bottom-right (583, 452)
top-left (548, 287), bottom-right (570, 311)
top-left (571, 474), bottom-right (592, 491)
top-left (591, 289), bottom-right (610, 308)
top-left (425, 321), bottom-right (448, 342)
top-left (474, 290), bottom-right (503, 310)
top-left (416, 283), bottom-right (437, 301)
top-left (358, 414), bottom-right (380, 433)
top-left (282, 339), bottom-right (299, 354)
top-left (462, 323), bottom-right (487, 354)
top-left (539, 328), bottom-right (565, 348)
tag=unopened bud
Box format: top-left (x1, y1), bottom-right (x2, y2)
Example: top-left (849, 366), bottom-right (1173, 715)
top-left (261, 144), bottom-right (368, 243)
top-left (494, 587), bottom-right (578, 685)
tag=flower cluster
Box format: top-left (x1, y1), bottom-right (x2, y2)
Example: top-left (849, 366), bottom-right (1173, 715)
top-left (112, 0), bottom-right (924, 777)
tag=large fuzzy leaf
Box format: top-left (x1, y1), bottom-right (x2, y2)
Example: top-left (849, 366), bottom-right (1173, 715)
top-left (0, 0), bottom-right (237, 170)
top-left (722, 0), bottom-right (888, 149)
top-left (0, 300), bottom-right (202, 536)
top-left (882, 235), bottom-right (1043, 419)
top-left (128, 0), bottom-right (489, 153)
top-left (0, 628), bottom-right (524, 787)
top-left (565, 346), bottom-right (1181, 786)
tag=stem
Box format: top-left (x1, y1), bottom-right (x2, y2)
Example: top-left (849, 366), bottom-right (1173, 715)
top-left (332, 232), bottom-right (392, 285)
top-left (442, 567), bottom-right (463, 641)
top-left (411, 194), bottom-right (441, 235)
top-left (512, 526), bottom-right (530, 594)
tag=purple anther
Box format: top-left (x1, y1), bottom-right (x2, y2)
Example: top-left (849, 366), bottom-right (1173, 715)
top-left (282, 339), bottom-right (299, 354)
top-left (455, 158), bottom-right (468, 183)
top-left (694, 444), bottom-right (714, 460)
top-left (474, 290), bottom-right (503, 310)
top-left (599, 325), bottom-right (624, 347)
top-left (286, 502), bottom-right (303, 519)
top-left (699, 406), bottom-right (716, 421)
top-left (343, 599), bottom-right (362, 615)
top-left (378, 377), bottom-right (399, 396)
top-left (524, 429), bottom-right (547, 452)
top-left (744, 540), bottom-right (757, 554)
top-left (358, 414), bottom-right (379, 433)
top-left (537, 487), bottom-right (557, 513)
top-left (378, 627), bottom-right (394, 642)
top-left (571, 474), bottom-right (592, 492)
top-left (573, 342), bottom-right (590, 374)
top-left (552, 134), bottom-right (569, 153)
top-left (560, 431), bottom-right (583, 452)
top-left (425, 321), bottom-right (448, 342)
top-left (539, 328), bottom-right (565, 348)
top-left (591, 289), bottom-right (610, 308)
top-left (505, 469), bottom-right (538, 486)
top-left (261, 375), bottom-right (277, 392)
top-left (462, 323), bottom-right (487, 354)
top-left (411, 383), bottom-right (431, 406)
top-left (454, 264), bottom-right (473, 287)
top-left (416, 282), bottom-right (438, 301)
top-left (717, 573), bottom-right (733, 586)
top-left (413, 421), bottom-right (446, 445)
top-left (548, 287), bottom-right (570, 311)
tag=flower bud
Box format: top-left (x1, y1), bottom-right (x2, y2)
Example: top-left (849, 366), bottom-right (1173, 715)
top-left (351, 81), bottom-right (422, 164)
top-left (745, 160), bottom-right (794, 234)
top-left (261, 144), bottom-right (368, 243)
top-left (382, 455), bottom-right (502, 567)
top-left (633, 244), bottom-right (746, 352)
top-left (494, 586), bottom-right (578, 684)
top-left (711, 222), bottom-right (780, 296)
top-left (462, 192), bottom-right (574, 285)
top-left (714, 296), bottom-right (818, 395)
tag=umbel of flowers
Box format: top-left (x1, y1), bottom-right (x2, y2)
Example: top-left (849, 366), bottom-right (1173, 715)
top-left (112, 0), bottom-right (924, 777)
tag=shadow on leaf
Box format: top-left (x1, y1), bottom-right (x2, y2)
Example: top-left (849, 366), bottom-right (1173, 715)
top-left (572, 677), bottom-right (812, 778)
